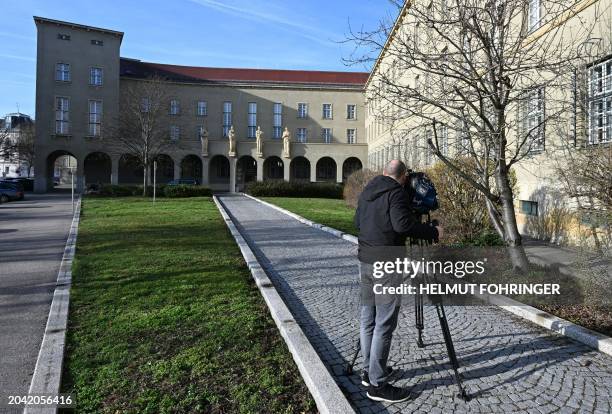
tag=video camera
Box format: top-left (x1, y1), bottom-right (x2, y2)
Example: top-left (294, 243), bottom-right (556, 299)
top-left (404, 171), bottom-right (439, 215)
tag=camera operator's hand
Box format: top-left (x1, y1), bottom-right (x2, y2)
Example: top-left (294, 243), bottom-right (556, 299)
top-left (434, 225), bottom-right (444, 242)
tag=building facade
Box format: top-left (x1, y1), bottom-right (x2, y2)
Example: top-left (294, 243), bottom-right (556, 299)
top-left (0, 113), bottom-right (34, 178)
top-left (365, 0), bottom-right (611, 241)
top-left (33, 17), bottom-right (368, 193)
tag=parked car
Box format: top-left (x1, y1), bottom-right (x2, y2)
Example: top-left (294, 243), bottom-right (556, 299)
top-left (167, 178), bottom-right (199, 186)
top-left (4, 177), bottom-right (34, 191)
top-left (0, 181), bottom-right (25, 203)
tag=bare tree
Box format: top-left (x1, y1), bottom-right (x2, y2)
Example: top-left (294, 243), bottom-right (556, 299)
top-left (346, 0), bottom-right (610, 271)
top-left (0, 123), bottom-right (35, 177)
top-left (107, 76), bottom-right (174, 196)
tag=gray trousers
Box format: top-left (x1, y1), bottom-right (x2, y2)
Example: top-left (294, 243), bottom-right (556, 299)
top-left (359, 261), bottom-right (401, 387)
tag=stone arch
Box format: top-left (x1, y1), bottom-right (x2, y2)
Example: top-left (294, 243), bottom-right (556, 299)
top-left (84, 152), bottom-right (112, 185)
top-left (180, 154), bottom-right (202, 183)
top-left (151, 154), bottom-right (174, 184)
top-left (316, 156), bottom-right (337, 182)
top-left (264, 156), bottom-right (284, 180)
top-left (209, 155), bottom-right (230, 191)
top-left (342, 157), bottom-right (363, 182)
top-left (45, 149), bottom-right (77, 191)
top-left (237, 156), bottom-right (257, 191)
top-left (290, 156), bottom-right (310, 182)
top-left (118, 154), bottom-right (143, 184)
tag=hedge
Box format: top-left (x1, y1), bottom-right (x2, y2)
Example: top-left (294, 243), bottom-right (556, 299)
top-left (245, 181), bottom-right (343, 199)
top-left (163, 185), bottom-right (212, 198)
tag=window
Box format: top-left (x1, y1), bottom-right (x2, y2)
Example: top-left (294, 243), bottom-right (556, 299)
top-left (223, 101), bottom-right (232, 137)
top-left (91, 39), bottom-right (103, 46)
top-left (322, 128), bottom-right (332, 144)
top-left (55, 63), bottom-right (70, 82)
top-left (55, 97), bottom-right (70, 134)
top-left (196, 101), bottom-right (207, 116)
top-left (521, 87), bottom-right (545, 152)
top-left (322, 103), bottom-right (333, 119)
top-left (528, 0), bottom-right (541, 32)
top-left (170, 125), bottom-right (180, 141)
top-left (296, 128), bottom-right (307, 143)
top-left (587, 57), bottom-right (612, 144)
top-left (273, 103), bottom-right (282, 139)
top-left (439, 125), bottom-right (448, 155)
top-left (90, 67), bottom-right (103, 86)
top-left (298, 103), bottom-right (308, 118)
top-left (520, 200), bottom-right (538, 216)
top-left (88, 100), bottom-right (102, 136)
top-left (170, 99), bottom-right (180, 115)
top-left (141, 98), bottom-right (151, 113)
top-left (347, 128), bottom-right (356, 144)
top-left (424, 131), bottom-right (433, 165)
top-left (347, 104), bottom-right (356, 120)
top-left (57, 33), bottom-right (70, 40)
top-left (248, 102), bottom-right (257, 138)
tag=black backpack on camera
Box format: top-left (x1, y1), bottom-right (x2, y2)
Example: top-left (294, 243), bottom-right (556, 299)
top-left (405, 172), bottom-right (439, 214)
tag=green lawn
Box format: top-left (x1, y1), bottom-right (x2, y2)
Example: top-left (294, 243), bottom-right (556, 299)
top-left (61, 197), bottom-right (315, 414)
top-left (261, 197), bottom-right (357, 235)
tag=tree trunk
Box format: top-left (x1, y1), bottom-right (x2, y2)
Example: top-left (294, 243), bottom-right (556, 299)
top-left (496, 168), bottom-right (530, 272)
top-left (143, 164), bottom-right (148, 197)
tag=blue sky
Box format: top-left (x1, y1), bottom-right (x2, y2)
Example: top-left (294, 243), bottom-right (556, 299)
top-left (0, 0), bottom-right (398, 117)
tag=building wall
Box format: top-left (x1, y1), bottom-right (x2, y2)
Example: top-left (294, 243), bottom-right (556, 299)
top-left (365, 0), bottom-right (611, 240)
top-left (33, 17), bottom-right (367, 192)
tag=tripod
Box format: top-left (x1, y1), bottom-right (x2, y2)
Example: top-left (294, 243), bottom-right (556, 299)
top-left (345, 226), bottom-right (470, 401)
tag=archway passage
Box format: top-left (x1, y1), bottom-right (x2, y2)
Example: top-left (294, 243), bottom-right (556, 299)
top-left (316, 157), bottom-right (336, 182)
top-left (290, 156), bottom-right (310, 182)
top-left (209, 155), bottom-right (230, 191)
top-left (118, 154), bottom-right (143, 184)
top-left (152, 154), bottom-right (174, 184)
top-left (237, 156), bottom-right (257, 191)
top-left (264, 156), bottom-right (284, 180)
top-left (342, 157), bottom-right (363, 182)
top-left (181, 155), bottom-right (202, 183)
top-left (45, 150), bottom-right (77, 192)
top-left (84, 152), bottom-right (112, 185)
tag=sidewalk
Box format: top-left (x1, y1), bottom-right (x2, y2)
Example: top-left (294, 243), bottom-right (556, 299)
top-left (218, 194), bottom-right (612, 414)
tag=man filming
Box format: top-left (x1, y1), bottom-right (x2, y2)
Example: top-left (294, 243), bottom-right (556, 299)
top-left (354, 159), bottom-right (442, 402)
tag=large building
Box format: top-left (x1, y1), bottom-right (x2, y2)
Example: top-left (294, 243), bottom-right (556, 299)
top-left (365, 0), bottom-right (611, 241)
top-left (0, 113), bottom-right (34, 178)
top-left (33, 17), bottom-right (368, 193)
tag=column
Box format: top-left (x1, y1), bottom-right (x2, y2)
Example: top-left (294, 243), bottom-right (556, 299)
top-left (336, 160), bottom-right (343, 184)
top-left (33, 156), bottom-right (47, 193)
top-left (76, 156), bottom-right (85, 193)
top-left (201, 158), bottom-right (209, 186)
top-left (111, 156), bottom-right (119, 185)
top-left (310, 160), bottom-right (317, 183)
top-left (256, 158), bottom-right (264, 181)
top-left (173, 160), bottom-right (180, 181)
top-left (283, 159), bottom-right (290, 182)
top-left (229, 157), bottom-right (237, 192)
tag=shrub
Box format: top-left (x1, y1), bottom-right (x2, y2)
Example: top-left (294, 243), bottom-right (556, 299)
top-left (245, 181), bottom-right (343, 199)
top-left (163, 184), bottom-right (212, 198)
top-left (98, 184), bottom-right (139, 197)
top-left (343, 169), bottom-right (380, 209)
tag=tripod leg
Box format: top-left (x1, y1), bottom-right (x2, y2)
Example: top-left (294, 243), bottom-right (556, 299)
top-left (415, 291), bottom-right (425, 348)
top-left (435, 304), bottom-right (470, 401)
top-left (345, 336), bottom-right (360, 375)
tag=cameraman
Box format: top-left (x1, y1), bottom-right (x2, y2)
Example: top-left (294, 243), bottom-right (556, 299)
top-left (354, 159), bottom-right (442, 402)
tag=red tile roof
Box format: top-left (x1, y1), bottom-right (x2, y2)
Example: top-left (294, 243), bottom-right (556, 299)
top-left (120, 58), bottom-right (369, 86)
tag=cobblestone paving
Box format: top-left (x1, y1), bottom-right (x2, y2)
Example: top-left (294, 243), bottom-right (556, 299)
top-left (218, 195), bottom-right (612, 414)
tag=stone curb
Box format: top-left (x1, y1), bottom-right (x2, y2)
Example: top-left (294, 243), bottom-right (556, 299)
top-left (243, 193), bottom-right (612, 357)
top-left (25, 197), bottom-right (82, 414)
top-left (213, 196), bottom-right (355, 414)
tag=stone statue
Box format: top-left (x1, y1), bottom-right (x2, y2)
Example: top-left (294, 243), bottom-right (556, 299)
top-left (282, 127), bottom-right (291, 159)
top-left (200, 127), bottom-right (209, 157)
top-left (256, 126), bottom-right (264, 158)
top-left (228, 125), bottom-right (236, 157)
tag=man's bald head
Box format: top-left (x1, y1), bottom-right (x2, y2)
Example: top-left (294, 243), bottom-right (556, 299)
top-left (383, 160), bottom-right (407, 183)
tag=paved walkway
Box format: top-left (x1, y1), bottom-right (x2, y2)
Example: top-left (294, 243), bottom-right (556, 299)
top-left (0, 194), bottom-right (74, 411)
top-left (218, 194), bottom-right (612, 414)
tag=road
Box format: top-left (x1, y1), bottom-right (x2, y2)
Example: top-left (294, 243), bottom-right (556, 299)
top-left (0, 194), bottom-right (74, 412)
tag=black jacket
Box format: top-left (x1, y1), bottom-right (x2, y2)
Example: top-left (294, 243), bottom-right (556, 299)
top-left (354, 175), bottom-right (438, 263)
